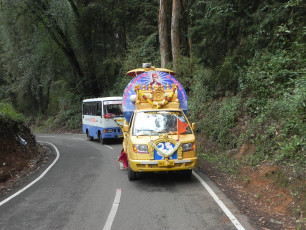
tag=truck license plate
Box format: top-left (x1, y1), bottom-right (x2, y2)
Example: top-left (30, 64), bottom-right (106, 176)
top-left (158, 160), bottom-right (174, 166)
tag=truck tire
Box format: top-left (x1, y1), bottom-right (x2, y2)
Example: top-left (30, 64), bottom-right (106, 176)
top-left (128, 165), bottom-right (137, 181)
top-left (181, 170), bottom-right (192, 178)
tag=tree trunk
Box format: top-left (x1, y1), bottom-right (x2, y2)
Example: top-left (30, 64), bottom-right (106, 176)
top-left (171, 0), bottom-right (181, 72)
top-left (67, 0), bottom-right (80, 18)
top-left (159, 0), bottom-right (169, 68)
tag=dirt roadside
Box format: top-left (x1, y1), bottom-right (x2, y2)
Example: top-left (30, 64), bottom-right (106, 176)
top-left (197, 157), bottom-right (303, 230)
top-left (0, 140), bottom-right (55, 198)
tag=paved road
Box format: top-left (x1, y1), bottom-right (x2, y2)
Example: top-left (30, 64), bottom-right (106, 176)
top-left (0, 133), bottom-right (258, 230)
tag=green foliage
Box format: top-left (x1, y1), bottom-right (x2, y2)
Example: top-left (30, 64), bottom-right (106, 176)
top-left (189, 0), bottom-right (241, 66)
top-left (238, 91), bottom-right (306, 168)
top-left (193, 96), bottom-right (241, 148)
top-left (187, 0), bottom-right (306, 176)
top-left (0, 102), bottom-right (25, 122)
top-left (52, 91), bottom-right (82, 130)
top-left (124, 32), bottom-right (160, 69)
top-left (110, 30), bottom-right (161, 96)
top-left (53, 110), bottom-right (81, 130)
top-left (239, 49), bottom-right (305, 100)
top-left (199, 152), bottom-right (240, 175)
top-left (211, 97), bottom-right (241, 147)
top-left (189, 0), bottom-right (305, 93)
top-left (277, 135), bottom-right (305, 164)
top-left (187, 64), bottom-right (216, 124)
top-left (0, 0), bottom-right (74, 114)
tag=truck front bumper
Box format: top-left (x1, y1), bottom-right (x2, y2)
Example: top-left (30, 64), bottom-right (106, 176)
top-left (128, 157), bottom-right (198, 172)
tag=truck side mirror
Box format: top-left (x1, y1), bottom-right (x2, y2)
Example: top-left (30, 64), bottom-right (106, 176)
top-left (123, 124), bottom-right (129, 132)
top-left (191, 123), bottom-right (196, 131)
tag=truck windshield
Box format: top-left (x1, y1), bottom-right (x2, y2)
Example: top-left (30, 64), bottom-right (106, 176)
top-left (133, 111), bottom-right (192, 136)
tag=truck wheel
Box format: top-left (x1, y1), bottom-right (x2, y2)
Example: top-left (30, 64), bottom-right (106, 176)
top-left (128, 165), bottom-right (137, 181)
top-left (181, 170), bottom-right (192, 178)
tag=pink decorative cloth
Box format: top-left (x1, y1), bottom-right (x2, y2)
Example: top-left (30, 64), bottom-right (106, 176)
top-left (118, 149), bottom-right (128, 169)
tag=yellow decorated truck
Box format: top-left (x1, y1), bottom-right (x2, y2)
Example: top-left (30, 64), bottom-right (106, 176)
top-left (122, 64), bottom-right (197, 180)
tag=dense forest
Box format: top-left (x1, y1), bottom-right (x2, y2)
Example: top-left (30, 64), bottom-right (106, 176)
top-left (0, 0), bottom-right (305, 226)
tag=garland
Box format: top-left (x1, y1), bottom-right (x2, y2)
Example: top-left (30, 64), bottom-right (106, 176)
top-left (137, 85), bottom-right (177, 109)
top-left (149, 140), bottom-right (181, 158)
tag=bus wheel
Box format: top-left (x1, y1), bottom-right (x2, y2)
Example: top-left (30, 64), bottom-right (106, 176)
top-left (87, 131), bottom-right (93, 141)
top-left (128, 165), bottom-right (137, 181)
top-left (98, 133), bottom-right (105, 144)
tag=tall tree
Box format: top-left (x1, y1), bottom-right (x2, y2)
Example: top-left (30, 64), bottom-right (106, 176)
top-left (171, 0), bottom-right (181, 71)
top-left (24, 0), bottom-right (84, 84)
top-left (158, 0), bottom-right (169, 68)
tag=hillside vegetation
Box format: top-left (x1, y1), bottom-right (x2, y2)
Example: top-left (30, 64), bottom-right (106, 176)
top-left (0, 0), bottom-right (305, 228)
top-left (185, 1), bottom-right (305, 227)
top-left (0, 103), bottom-right (45, 192)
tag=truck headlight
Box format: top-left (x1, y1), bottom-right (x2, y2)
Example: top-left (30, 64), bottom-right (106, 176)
top-left (133, 144), bottom-right (148, 153)
top-left (182, 143), bottom-right (195, 152)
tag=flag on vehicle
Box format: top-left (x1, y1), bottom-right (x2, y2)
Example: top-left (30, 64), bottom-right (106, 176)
top-left (177, 118), bottom-right (189, 139)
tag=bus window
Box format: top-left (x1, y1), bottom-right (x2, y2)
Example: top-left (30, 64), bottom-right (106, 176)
top-left (92, 103), bottom-right (96, 115)
top-left (83, 103), bottom-right (89, 115)
top-left (88, 103), bottom-right (91, 115)
top-left (87, 103), bottom-right (90, 115)
top-left (97, 102), bottom-right (102, 116)
top-left (83, 101), bottom-right (102, 116)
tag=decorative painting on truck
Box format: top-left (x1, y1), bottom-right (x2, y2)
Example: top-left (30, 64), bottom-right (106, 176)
top-left (122, 71), bottom-right (188, 123)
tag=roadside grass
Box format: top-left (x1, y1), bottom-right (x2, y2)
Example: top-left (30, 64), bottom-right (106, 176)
top-left (0, 102), bottom-right (25, 122)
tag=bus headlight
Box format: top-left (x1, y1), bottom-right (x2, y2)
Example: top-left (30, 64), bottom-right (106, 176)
top-left (182, 143), bottom-right (195, 152)
top-left (133, 144), bottom-right (148, 153)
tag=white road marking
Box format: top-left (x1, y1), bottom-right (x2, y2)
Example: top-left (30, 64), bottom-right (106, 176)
top-left (36, 136), bottom-right (56, 138)
top-left (193, 171), bottom-right (245, 230)
top-left (103, 189), bottom-right (121, 230)
top-left (0, 141), bottom-right (60, 207)
top-left (104, 145), bottom-right (114, 149)
top-left (71, 137), bottom-right (86, 141)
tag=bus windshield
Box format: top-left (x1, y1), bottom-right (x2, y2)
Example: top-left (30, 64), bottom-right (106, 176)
top-left (133, 111), bottom-right (192, 136)
top-left (103, 101), bottom-right (123, 117)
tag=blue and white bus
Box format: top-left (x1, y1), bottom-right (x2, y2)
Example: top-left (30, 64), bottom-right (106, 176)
top-left (82, 97), bottom-right (124, 144)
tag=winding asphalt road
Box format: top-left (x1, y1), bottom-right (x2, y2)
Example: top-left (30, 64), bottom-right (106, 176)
top-left (0, 133), bottom-right (258, 230)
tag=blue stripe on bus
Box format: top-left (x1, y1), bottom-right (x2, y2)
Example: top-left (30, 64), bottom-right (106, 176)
top-left (83, 124), bottom-right (123, 139)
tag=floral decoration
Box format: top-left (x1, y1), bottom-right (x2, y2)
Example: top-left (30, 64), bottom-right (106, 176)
top-left (136, 85), bottom-right (177, 109)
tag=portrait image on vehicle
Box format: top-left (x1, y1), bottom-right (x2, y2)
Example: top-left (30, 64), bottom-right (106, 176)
top-left (82, 97), bottom-right (125, 144)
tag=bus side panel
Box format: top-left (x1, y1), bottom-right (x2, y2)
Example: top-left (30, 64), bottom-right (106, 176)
top-left (83, 123), bottom-right (102, 139)
top-left (83, 123), bottom-right (123, 139)
top-left (82, 114), bottom-right (102, 139)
